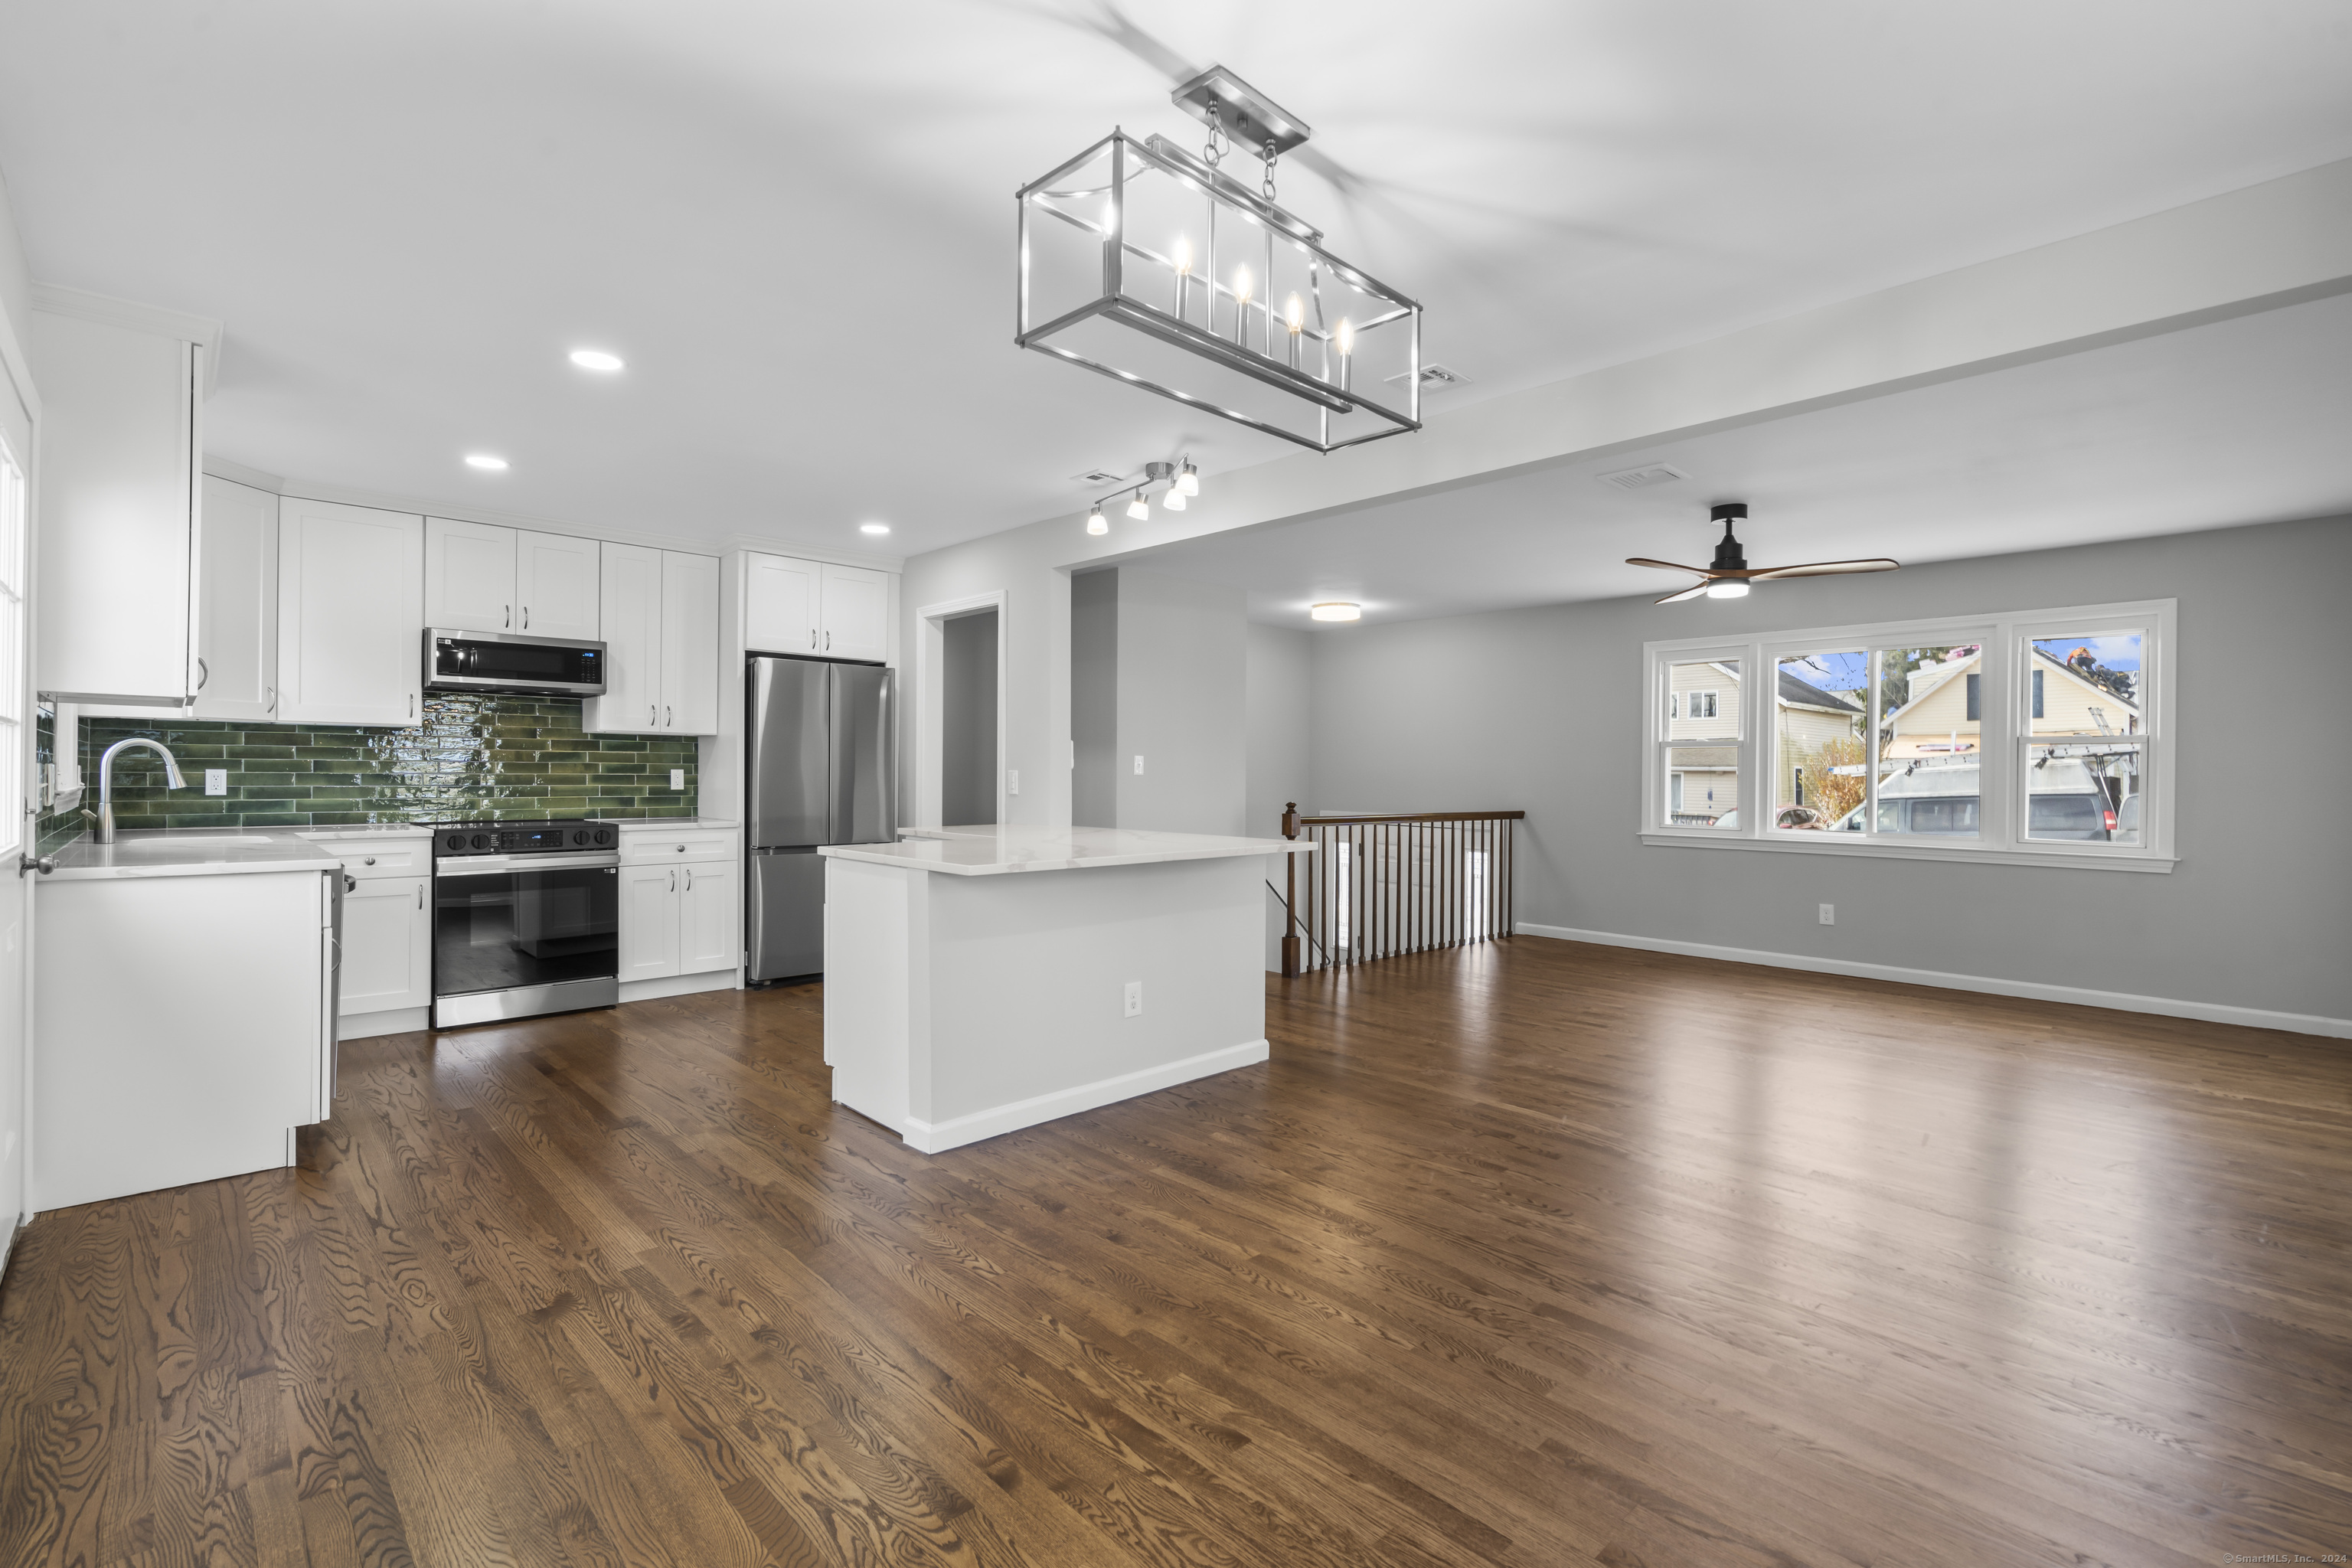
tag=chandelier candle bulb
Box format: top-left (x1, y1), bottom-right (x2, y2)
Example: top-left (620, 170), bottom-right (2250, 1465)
top-left (1336, 316), bottom-right (1354, 391)
top-left (1284, 293), bottom-right (1304, 368)
top-left (1231, 265), bottom-right (1253, 345)
top-left (1172, 235), bottom-right (1192, 320)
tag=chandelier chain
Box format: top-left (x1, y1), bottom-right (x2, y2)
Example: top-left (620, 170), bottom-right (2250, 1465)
top-left (1262, 139), bottom-right (1278, 201)
top-left (1203, 102), bottom-right (1226, 168)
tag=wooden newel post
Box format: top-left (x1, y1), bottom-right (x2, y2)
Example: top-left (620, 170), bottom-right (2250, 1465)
top-left (1280, 802), bottom-right (1302, 978)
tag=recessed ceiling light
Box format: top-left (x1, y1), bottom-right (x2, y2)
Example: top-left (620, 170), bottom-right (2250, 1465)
top-left (569, 349), bottom-right (624, 371)
top-left (1310, 602), bottom-right (1361, 622)
top-left (464, 453), bottom-right (509, 471)
top-left (859, 522), bottom-right (891, 536)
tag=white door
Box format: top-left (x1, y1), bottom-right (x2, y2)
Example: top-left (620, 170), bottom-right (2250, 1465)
top-left (0, 410), bottom-right (31, 1246)
top-left (583, 541), bottom-right (661, 733)
top-left (339, 877), bottom-right (431, 1014)
top-left (678, 860), bottom-right (738, 975)
top-left (423, 517), bottom-right (517, 633)
top-left (193, 475), bottom-right (279, 721)
top-left (660, 552), bottom-right (720, 734)
top-left (745, 553), bottom-right (818, 655)
top-left (617, 863), bottom-right (680, 982)
top-left (820, 564), bottom-right (890, 662)
top-left (516, 531), bottom-right (599, 640)
top-left (279, 499), bottom-right (425, 726)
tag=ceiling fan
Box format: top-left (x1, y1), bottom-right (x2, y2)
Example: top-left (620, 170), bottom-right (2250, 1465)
top-left (1628, 503), bottom-right (1900, 603)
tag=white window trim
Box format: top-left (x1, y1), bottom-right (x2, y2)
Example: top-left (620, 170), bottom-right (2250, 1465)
top-left (1641, 599), bottom-right (2177, 873)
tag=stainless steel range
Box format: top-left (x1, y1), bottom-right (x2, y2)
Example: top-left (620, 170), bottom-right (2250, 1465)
top-left (429, 818), bottom-right (622, 1027)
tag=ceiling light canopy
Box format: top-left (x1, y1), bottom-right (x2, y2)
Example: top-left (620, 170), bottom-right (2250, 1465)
top-left (568, 348), bottom-right (624, 371)
top-left (1017, 67), bottom-right (1423, 455)
top-left (1310, 602), bottom-right (1361, 622)
top-left (464, 453), bottom-right (508, 471)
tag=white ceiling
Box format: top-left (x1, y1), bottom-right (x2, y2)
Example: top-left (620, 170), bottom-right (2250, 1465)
top-left (0, 1), bottom-right (2347, 556)
top-left (1127, 291), bottom-right (2352, 623)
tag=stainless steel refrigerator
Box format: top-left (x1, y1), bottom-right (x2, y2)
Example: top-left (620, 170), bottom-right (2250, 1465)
top-left (746, 657), bottom-right (897, 982)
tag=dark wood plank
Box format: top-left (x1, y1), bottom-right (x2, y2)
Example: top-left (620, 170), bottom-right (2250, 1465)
top-left (4, 936), bottom-right (2350, 1566)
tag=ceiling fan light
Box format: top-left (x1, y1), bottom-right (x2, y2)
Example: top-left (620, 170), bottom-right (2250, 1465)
top-left (1706, 580), bottom-right (1749, 599)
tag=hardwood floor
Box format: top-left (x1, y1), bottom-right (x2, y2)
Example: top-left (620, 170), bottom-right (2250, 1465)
top-left (3, 936), bottom-right (2349, 1566)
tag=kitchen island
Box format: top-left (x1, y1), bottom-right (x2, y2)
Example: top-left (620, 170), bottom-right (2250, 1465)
top-left (819, 825), bottom-right (1315, 1153)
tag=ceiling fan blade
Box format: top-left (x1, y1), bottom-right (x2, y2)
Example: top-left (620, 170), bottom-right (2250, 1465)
top-left (1749, 558), bottom-right (1902, 580)
top-left (1655, 581), bottom-right (1712, 604)
top-left (1625, 557), bottom-right (1707, 574)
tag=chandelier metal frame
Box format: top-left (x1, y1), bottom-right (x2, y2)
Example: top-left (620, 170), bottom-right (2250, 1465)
top-left (1015, 70), bottom-right (1423, 455)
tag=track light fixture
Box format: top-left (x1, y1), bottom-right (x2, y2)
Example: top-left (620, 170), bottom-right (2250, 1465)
top-left (1079, 455), bottom-right (1205, 534)
top-left (1126, 489), bottom-right (1151, 521)
top-left (1087, 504), bottom-right (1109, 535)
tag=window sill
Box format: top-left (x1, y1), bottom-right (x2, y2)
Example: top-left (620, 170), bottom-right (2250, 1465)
top-left (1638, 831), bottom-right (2177, 873)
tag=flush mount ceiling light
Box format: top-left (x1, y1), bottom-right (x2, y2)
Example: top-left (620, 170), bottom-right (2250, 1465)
top-left (464, 453), bottom-right (509, 471)
top-left (1628, 503), bottom-right (1900, 605)
top-left (1018, 67), bottom-right (1423, 454)
top-left (859, 521), bottom-right (891, 536)
top-left (1310, 602), bottom-right (1361, 622)
top-left (568, 348), bottom-right (624, 371)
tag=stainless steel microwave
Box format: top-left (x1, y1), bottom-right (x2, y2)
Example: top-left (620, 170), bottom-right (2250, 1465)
top-left (423, 629), bottom-right (607, 697)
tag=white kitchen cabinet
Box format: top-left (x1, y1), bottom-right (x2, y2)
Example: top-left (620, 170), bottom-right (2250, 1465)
top-left (31, 305), bottom-right (201, 706)
top-left (517, 530), bottom-right (600, 639)
top-left (425, 518), bottom-right (600, 639)
top-left (618, 861), bottom-right (683, 982)
top-left (193, 475), bottom-right (279, 721)
top-left (340, 876), bottom-right (432, 1014)
top-left (278, 499), bottom-right (426, 726)
top-left (745, 554), bottom-right (818, 655)
top-left (678, 859), bottom-right (739, 975)
top-left (585, 544), bottom-right (719, 735)
top-left (821, 564), bottom-right (890, 662)
top-left (661, 550), bottom-right (720, 733)
top-left (744, 554), bottom-right (893, 665)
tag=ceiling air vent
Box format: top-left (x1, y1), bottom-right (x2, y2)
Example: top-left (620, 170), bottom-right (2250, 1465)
top-left (1384, 364), bottom-right (1472, 392)
top-left (1070, 469), bottom-right (1134, 486)
top-left (1596, 462), bottom-right (1688, 491)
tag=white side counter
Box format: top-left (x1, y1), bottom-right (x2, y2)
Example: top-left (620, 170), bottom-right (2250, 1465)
top-left (820, 826), bottom-right (1314, 1153)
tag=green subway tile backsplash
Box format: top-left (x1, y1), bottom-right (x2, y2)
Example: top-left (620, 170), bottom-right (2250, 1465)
top-left (36, 694), bottom-right (697, 844)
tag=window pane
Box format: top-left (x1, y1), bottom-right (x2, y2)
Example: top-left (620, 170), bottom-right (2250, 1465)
top-left (1873, 645), bottom-right (1981, 838)
top-left (1772, 652), bottom-right (1866, 831)
top-left (2025, 740), bottom-right (2141, 844)
top-left (2029, 633), bottom-right (2144, 737)
top-left (1667, 659), bottom-right (1739, 738)
top-left (1666, 747), bottom-right (1740, 827)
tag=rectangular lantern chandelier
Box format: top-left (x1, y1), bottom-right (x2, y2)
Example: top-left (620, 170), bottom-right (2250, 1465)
top-left (1015, 69), bottom-right (1423, 454)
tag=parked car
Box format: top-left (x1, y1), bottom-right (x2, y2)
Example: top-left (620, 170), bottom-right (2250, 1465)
top-left (1827, 760), bottom-right (2115, 839)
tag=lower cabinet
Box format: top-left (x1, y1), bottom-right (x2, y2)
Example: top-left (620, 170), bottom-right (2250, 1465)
top-left (340, 876), bottom-right (433, 1014)
top-left (619, 858), bottom-right (739, 982)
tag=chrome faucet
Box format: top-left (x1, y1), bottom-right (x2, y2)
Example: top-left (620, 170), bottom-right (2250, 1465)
top-left (93, 737), bottom-right (187, 844)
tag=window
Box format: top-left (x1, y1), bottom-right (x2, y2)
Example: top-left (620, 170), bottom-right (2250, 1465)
top-left (1643, 600), bottom-right (2174, 869)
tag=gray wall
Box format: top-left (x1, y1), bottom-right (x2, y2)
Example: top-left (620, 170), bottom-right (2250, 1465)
top-left (1301, 514), bottom-right (2352, 1022)
top-left (1114, 569), bottom-right (1246, 835)
top-left (1070, 569), bottom-right (1117, 826)
top-left (1246, 624), bottom-right (1313, 969)
top-left (939, 607), bottom-right (998, 825)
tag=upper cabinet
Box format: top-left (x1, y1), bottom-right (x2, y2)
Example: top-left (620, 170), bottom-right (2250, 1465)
top-left (424, 517), bottom-right (599, 640)
top-left (745, 554), bottom-right (891, 664)
top-left (278, 500), bottom-right (425, 727)
top-left (193, 475), bottom-right (279, 721)
top-left (584, 544), bottom-right (719, 736)
top-left (30, 308), bottom-right (201, 705)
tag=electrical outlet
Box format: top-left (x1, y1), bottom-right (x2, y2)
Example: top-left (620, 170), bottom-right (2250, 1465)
top-left (669, 768), bottom-right (685, 789)
top-left (1007, 769), bottom-right (1021, 795)
top-left (1133, 755), bottom-right (1146, 775)
top-left (1123, 980), bottom-right (1142, 1017)
top-left (204, 768), bottom-right (228, 796)
top-left (1818, 903), bottom-right (1835, 926)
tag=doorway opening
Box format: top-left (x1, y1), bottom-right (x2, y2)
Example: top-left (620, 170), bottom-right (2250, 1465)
top-left (940, 607), bottom-right (998, 825)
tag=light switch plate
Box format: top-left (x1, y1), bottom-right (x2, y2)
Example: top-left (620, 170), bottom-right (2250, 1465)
top-left (1132, 755), bottom-right (1145, 775)
top-left (1123, 980), bottom-right (1142, 1017)
top-left (204, 768), bottom-right (228, 796)
top-left (669, 768), bottom-right (685, 789)
top-left (1007, 769), bottom-right (1021, 795)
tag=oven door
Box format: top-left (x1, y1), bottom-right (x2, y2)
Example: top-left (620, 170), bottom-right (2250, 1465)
top-left (426, 628), bottom-right (607, 697)
top-left (433, 854), bottom-right (620, 1019)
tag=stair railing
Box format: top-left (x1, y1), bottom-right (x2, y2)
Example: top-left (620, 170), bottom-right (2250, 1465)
top-left (1276, 805), bottom-right (1524, 977)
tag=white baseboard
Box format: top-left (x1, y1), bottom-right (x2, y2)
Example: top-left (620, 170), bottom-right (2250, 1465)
top-left (620, 969), bottom-right (741, 1004)
top-left (903, 1039), bottom-right (1271, 1155)
top-left (1514, 923), bottom-right (2352, 1040)
top-left (340, 1005), bottom-right (430, 1040)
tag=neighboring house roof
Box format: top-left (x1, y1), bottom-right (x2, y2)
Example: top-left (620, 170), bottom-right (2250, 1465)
top-left (1883, 648), bottom-right (2141, 727)
top-left (1697, 662), bottom-right (1862, 714)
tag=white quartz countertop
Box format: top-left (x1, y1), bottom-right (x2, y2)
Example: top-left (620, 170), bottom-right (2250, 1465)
top-left (616, 818), bottom-right (738, 831)
top-left (293, 825), bottom-right (436, 840)
top-left (819, 825), bottom-right (1315, 877)
top-left (44, 827), bottom-right (343, 881)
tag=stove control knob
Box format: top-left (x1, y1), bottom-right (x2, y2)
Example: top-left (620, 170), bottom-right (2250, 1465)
top-left (444, 833), bottom-right (466, 852)
top-left (471, 833), bottom-right (492, 850)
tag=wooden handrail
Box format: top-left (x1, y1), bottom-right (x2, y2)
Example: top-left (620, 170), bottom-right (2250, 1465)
top-left (1280, 803), bottom-right (1521, 978)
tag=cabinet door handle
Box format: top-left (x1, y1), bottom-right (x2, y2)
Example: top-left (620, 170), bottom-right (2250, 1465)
top-left (267, 686), bottom-right (276, 714)
top-left (808, 629), bottom-right (815, 649)
top-left (825, 630), bottom-right (831, 651)
top-left (196, 657), bottom-right (209, 691)
top-left (666, 706), bottom-right (673, 727)
top-left (409, 693), bottom-right (416, 719)
top-left (363, 856), bottom-right (376, 865)
top-left (505, 605), bottom-right (511, 628)
top-left (416, 884), bottom-right (424, 910)
top-left (649, 704), bottom-right (657, 727)
top-left (522, 606), bottom-right (530, 629)
top-left (668, 868), bottom-right (676, 893)
top-left (684, 868), bottom-right (694, 893)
